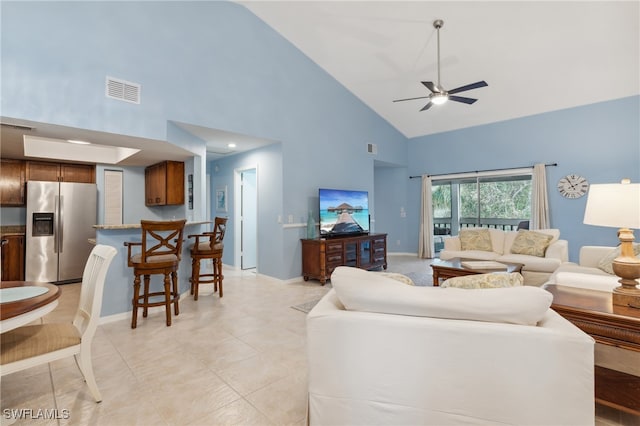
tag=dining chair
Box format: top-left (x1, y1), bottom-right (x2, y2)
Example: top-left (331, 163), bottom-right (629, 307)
top-left (125, 219), bottom-right (186, 328)
top-left (0, 244), bottom-right (117, 403)
top-left (188, 217), bottom-right (227, 300)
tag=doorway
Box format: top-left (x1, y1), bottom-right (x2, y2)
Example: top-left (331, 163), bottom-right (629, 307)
top-left (234, 167), bottom-right (257, 270)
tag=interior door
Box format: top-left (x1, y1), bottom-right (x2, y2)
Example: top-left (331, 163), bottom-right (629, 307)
top-left (240, 169), bottom-right (257, 270)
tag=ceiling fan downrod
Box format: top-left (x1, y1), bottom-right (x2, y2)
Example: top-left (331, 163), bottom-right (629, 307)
top-left (434, 19), bottom-right (444, 91)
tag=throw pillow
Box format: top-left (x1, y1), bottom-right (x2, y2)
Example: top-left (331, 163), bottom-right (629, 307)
top-left (459, 229), bottom-right (493, 251)
top-left (510, 230), bottom-right (553, 257)
top-left (597, 243), bottom-right (640, 275)
top-left (441, 272), bottom-right (524, 289)
top-left (379, 272), bottom-right (415, 285)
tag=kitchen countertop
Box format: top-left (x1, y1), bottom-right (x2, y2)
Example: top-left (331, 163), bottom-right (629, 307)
top-left (94, 220), bottom-right (212, 230)
top-left (0, 225), bottom-right (25, 236)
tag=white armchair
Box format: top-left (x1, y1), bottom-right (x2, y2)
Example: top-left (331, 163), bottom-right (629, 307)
top-left (307, 267), bottom-right (595, 426)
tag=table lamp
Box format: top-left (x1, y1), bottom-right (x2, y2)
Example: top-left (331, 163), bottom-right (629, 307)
top-left (583, 180), bottom-right (640, 308)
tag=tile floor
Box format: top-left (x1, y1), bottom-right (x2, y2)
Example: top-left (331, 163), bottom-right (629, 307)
top-left (1, 255), bottom-right (638, 425)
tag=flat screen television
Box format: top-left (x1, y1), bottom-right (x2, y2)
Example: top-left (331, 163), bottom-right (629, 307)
top-left (319, 188), bottom-right (369, 237)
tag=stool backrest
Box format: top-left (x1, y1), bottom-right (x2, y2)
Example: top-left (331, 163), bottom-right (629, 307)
top-left (212, 217), bottom-right (228, 247)
top-left (140, 219), bottom-right (187, 262)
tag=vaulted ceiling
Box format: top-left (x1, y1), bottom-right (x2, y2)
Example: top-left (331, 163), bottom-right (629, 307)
top-left (240, 1), bottom-right (639, 138)
top-left (2, 2), bottom-right (638, 166)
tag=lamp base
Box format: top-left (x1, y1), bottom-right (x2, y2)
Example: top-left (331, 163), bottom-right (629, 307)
top-left (612, 228), bottom-right (640, 309)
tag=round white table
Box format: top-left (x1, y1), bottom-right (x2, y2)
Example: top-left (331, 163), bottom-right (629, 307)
top-left (0, 281), bottom-right (60, 333)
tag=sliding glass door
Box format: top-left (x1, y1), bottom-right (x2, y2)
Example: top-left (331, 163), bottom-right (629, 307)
top-left (432, 173), bottom-right (532, 246)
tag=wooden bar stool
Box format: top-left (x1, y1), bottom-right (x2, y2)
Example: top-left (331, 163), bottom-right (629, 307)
top-left (188, 217), bottom-right (227, 300)
top-left (125, 219), bottom-right (186, 328)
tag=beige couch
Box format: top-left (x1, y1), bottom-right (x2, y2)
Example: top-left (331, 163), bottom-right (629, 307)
top-left (440, 229), bottom-right (569, 286)
top-left (307, 267), bottom-right (595, 426)
top-left (545, 245), bottom-right (634, 291)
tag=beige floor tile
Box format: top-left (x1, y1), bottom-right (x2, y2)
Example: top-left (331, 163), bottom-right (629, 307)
top-left (186, 335), bottom-right (260, 372)
top-left (150, 372), bottom-right (242, 425)
top-left (246, 373), bottom-right (308, 425)
top-left (216, 353), bottom-right (291, 396)
top-left (0, 370), bottom-right (55, 409)
top-left (185, 397), bottom-right (273, 426)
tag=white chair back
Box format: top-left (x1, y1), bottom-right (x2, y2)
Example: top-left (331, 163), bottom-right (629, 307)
top-left (73, 244), bottom-right (117, 338)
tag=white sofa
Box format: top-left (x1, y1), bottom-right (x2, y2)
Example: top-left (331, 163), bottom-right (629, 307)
top-left (546, 245), bottom-right (632, 291)
top-left (307, 267), bottom-right (595, 426)
top-left (440, 228), bottom-right (569, 286)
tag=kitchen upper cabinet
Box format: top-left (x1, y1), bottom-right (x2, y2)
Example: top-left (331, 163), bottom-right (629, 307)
top-left (0, 159), bottom-right (26, 206)
top-left (145, 161), bottom-right (184, 206)
top-left (26, 161), bottom-right (95, 183)
top-left (1, 234), bottom-right (25, 281)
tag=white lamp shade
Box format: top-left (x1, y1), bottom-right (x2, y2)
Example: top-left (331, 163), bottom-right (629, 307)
top-left (583, 183), bottom-right (640, 229)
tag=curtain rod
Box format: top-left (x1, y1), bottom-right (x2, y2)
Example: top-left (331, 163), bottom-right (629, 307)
top-left (409, 163), bottom-right (558, 179)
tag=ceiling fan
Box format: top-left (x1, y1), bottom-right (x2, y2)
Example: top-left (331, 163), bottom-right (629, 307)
top-left (393, 19), bottom-right (488, 111)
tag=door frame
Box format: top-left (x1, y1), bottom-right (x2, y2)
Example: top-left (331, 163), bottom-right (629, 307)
top-left (233, 165), bottom-right (258, 271)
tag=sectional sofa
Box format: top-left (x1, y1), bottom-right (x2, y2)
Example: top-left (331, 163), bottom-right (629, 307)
top-left (439, 228), bottom-right (569, 286)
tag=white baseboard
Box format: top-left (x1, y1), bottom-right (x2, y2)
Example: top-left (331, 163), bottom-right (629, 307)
top-left (99, 289), bottom-right (193, 326)
top-left (388, 252), bottom-right (419, 256)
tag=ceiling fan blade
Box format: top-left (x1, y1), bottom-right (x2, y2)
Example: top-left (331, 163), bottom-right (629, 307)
top-left (420, 101), bottom-right (434, 111)
top-left (392, 95), bottom-right (430, 103)
top-left (449, 95), bottom-right (478, 105)
top-left (421, 81), bottom-right (439, 93)
top-left (448, 81), bottom-right (488, 95)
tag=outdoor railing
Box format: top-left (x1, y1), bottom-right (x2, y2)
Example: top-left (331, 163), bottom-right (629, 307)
top-left (434, 217), bottom-right (528, 234)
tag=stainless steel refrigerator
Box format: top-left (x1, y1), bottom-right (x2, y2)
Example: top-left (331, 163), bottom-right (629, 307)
top-left (26, 181), bottom-right (97, 283)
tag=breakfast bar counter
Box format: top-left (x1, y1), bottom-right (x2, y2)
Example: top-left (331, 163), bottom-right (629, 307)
top-left (94, 220), bottom-right (212, 230)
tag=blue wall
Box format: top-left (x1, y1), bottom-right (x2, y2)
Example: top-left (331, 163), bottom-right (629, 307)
top-left (406, 96), bottom-right (640, 261)
top-left (2, 0), bottom-right (639, 302)
top-left (2, 1), bottom-right (408, 285)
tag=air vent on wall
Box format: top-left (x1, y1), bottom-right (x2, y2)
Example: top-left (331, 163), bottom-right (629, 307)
top-left (105, 76), bottom-right (141, 104)
top-left (367, 143), bottom-right (377, 155)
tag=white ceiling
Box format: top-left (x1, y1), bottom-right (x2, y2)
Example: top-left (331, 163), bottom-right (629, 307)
top-left (2, 2), bottom-right (638, 166)
top-left (240, 0), bottom-right (640, 138)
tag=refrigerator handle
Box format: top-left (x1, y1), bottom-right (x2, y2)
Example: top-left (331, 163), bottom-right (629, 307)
top-left (59, 195), bottom-right (64, 254)
top-left (54, 195), bottom-right (60, 254)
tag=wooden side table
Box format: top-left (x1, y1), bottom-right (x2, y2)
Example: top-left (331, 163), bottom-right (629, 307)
top-left (545, 284), bottom-right (640, 415)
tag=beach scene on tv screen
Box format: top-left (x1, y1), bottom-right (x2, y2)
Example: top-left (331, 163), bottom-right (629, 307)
top-left (319, 189), bottom-right (369, 235)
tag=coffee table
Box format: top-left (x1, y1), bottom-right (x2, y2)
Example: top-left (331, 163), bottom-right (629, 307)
top-left (545, 284), bottom-right (640, 415)
top-left (430, 258), bottom-right (524, 286)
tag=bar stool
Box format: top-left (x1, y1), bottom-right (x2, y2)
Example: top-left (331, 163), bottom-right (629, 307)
top-left (188, 217), bottom-right (227, 300)
top-left (125, 219), bottom-right (186, 329)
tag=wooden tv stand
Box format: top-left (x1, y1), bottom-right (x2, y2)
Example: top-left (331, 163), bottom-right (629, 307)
top-left (301, 233), bottom-right (387, 284)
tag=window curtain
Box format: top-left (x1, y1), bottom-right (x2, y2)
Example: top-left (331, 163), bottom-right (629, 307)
top-left (531, 163), bottom-right (550, 229)
top-left (418, 175), bottom-right (434, 258)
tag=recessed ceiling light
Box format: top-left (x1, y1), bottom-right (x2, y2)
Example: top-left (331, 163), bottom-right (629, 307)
top-left (228, 143), bottom-right (236, 148)
top-left (67, 139), bottom-right (91, 145)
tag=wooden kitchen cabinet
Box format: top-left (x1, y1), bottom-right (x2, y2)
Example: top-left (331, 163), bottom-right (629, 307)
top-left (145, 160), bottom-right (184, 206)
top-left (25, 160), bottom-right (95, 183)
top-left (0, 159), bottom-right (26, 206)
top-left (301, 233), bottom-right (387, 284)
top-left (1, 234), bottom-right (25, 281)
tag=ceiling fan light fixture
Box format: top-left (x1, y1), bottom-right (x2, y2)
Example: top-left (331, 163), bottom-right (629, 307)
top-left (392, 18), bottom-right (487, 111)
top-left (431, 93), bottom-right (448, 105)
